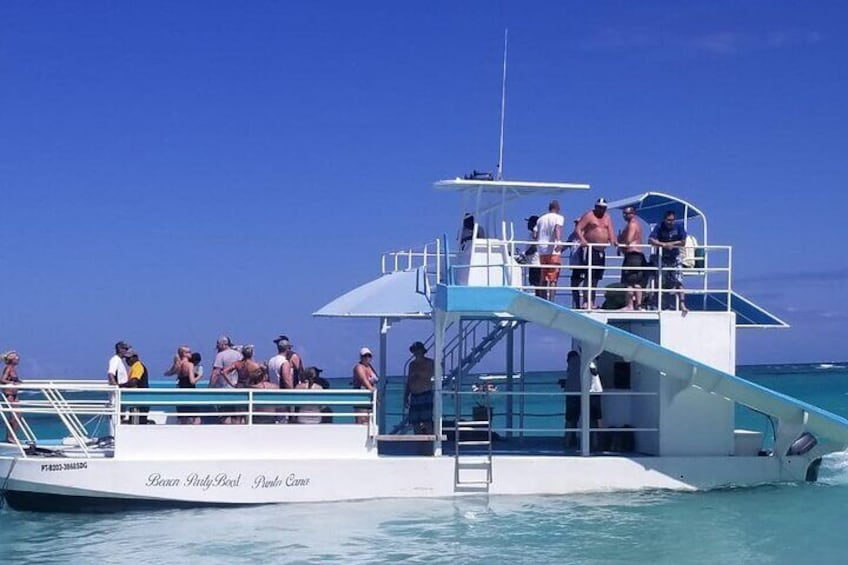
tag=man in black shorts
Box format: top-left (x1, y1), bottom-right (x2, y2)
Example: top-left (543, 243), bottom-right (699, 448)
top-left (618, 206), bottom-right (646, 309)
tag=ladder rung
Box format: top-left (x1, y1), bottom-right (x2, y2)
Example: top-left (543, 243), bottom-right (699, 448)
top-left (456, 461), bottom-right (490, 468)
top-left (459, 420), bottom-right (490, 426)
top-left (457, 440), bottom-right (491, 446)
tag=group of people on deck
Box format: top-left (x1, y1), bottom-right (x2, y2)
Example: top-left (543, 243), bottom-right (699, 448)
top-left (94, 335), bottom-right (436, 429)
top-left (522, 199), bottom-right (690, 312)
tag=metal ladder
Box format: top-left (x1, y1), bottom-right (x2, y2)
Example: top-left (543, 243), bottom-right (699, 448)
top-left (453, 391), bottom-right (493, 493)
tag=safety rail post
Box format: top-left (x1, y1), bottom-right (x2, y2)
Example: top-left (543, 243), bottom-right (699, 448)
top-left (435, 238), bottom-right (442, 284)
top-left (586, 243), bottom-right (594, 310)
top-left (727, 246), bottom-right (733, 311)
top-left (657, 246), bottom-right (664, 311)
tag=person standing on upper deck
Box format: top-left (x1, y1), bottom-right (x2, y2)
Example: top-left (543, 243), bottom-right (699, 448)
top-left (534, 200), bottom-right (565, 301)
top-left (566, 218), bottom-right (584, 308)
top-left (618, 206), bottom-right (646, 310)
top-left (648, 210), bottom-right (689, 313)
top-left (575, 198), bottom-right (617, 309)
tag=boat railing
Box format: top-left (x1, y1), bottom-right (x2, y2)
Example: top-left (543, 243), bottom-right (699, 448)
top-left (380, 238), bottom-right (452, 285)
top-left (441, 389), bottom-right (659, 432)
top-left (1, 382), bottom-right (377, 458)
top-left (447, 239), bottom-right (732, 312)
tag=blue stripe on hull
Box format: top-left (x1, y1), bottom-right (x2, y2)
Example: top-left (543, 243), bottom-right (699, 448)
top-left (1, 490), bottom-right (251, 513)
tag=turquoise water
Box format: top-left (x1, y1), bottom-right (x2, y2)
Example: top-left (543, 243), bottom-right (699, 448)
top-left (2, 364), bottom-right (848, 564)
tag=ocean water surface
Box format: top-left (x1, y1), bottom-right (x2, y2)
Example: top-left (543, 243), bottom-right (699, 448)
top-left (2, 363), bottom-right (848, 564)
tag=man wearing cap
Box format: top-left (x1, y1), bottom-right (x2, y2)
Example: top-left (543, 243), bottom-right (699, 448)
top-left (534, 200), bottom-right (565, 301)
top-left (210, 336), bottom-right (242, 388)
top-left (575, 198), bottom-right (617, 308)
top-left (107, 341), bottom-right (130, 386)
top-left (276, 335), bottom-right (303, 386)
top-left (268, 337), bottom-right (293, 389)
top-left (405, 341), bottom-right (434, 434)
top-left (123, 349), bottom-right (150, 424)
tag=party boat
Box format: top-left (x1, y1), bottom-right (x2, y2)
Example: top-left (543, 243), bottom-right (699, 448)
top-left (2, 176), bottom-right (847, 512)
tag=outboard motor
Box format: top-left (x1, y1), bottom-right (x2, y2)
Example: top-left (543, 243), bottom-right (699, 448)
top-left (786, 432), bottom-right (817, 456)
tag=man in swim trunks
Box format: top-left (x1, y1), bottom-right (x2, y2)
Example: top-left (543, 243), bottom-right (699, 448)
top-left (574, 198), bottom-right (617, 308)
top-left (405, 341), bottom-right (435, 434)
top-left (618, 206), bottom-right (646, 310)
top-left (534, 200), bottom-right (565, 301)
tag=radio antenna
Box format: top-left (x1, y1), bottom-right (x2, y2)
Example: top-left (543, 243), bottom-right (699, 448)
top-left (496, 29), bottom-right (508, 181)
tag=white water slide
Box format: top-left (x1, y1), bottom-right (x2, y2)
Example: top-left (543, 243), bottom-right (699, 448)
top-left (436, 286), bottom-right (848, 453)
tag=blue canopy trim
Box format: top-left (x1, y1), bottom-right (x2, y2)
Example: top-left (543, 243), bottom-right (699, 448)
top-left (605, 192), bottom-right (705, 225)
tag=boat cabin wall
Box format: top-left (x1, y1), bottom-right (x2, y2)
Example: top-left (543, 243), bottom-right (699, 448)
top-left (454, 239), bottom-right (522, 287)
top-left (658, 312), bottom-right (736, 456)
top-left (603, 312), bottom-right (736, 456)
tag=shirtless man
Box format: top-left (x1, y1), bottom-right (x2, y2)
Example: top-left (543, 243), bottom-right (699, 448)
top-left (404, 341), bottom-right (434, 434)
top-left (574, 198), bottom-right (617, 308)
top-left (617, 206), bottom-right (646, 309)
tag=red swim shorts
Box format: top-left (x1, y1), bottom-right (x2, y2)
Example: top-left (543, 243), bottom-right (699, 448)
top-left (540, 254), bottom-right (562, 283)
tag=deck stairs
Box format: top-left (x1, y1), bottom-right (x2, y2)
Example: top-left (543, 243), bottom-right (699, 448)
top-left (408, 319), bottom-right (518, 387)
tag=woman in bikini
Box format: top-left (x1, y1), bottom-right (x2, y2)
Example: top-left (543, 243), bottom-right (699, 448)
top-left (352, 347), bottom-right (378, 424)
top-left (2, 351), bottom-right (23, 443)
top-left (166, 346), bottom-right (203, 424)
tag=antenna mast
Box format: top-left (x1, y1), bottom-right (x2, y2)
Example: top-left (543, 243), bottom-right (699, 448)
top-left (496, 29), bottom-right (508, 181)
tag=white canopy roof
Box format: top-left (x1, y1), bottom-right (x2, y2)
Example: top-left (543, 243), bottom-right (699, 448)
top-left (434, 178), bottom-right (590, 195)
top-left (313, 268), bottom-right (432, 319)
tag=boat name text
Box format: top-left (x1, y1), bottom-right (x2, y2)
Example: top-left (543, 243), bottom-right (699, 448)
top-left (144, 472), bottom-right (310, 490)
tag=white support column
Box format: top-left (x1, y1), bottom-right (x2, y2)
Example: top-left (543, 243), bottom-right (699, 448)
top-left (433, 310), bottom-right (448, 456)
top-left (505, 323), bottom-right (515, 437)
top-left (378, 317), bottom-right (391, 434)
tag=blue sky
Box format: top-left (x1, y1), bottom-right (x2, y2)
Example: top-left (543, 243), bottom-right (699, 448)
top-left (1, 1), bottom-right (846, 379)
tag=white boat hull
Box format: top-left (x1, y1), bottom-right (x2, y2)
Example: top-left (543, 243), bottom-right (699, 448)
top-left (0, 453), bottom-right (817, 512)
